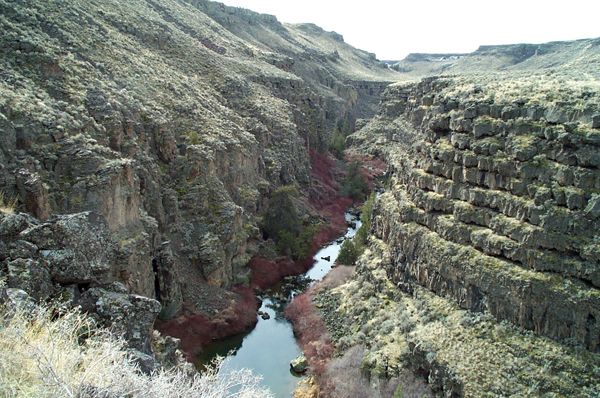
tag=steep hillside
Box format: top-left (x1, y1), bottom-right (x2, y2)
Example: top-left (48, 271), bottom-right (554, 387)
top-left (320, 71), bottom-right (600, 395)
top-left (389, 37), bottom-right (600, 80)
top-left (0, 0), bottom-right (397, 360)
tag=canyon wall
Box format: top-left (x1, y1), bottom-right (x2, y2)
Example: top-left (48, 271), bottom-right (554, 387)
top-left (0, 0), bottom-right (396, 354)
top-left (317, 73), bottom-right (600, 396)
top-left (388, 37), bottom-right (600, 80)
top-left (367, 76), bottom-right (600, 349)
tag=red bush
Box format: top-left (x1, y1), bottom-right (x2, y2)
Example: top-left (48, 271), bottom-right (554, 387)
top-left (156, 285), bottom-right (259, 359)
top-left (285, 290), bottom-right (334, 380)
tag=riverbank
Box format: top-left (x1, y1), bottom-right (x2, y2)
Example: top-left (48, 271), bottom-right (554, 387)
top-left (286, 248), bottom-right (434, 398)
top-left (285, 265), bottom-right (356, 396)
top-left (196, 212), bottom-right (362, 396)
top-left (155, 285), bottom-right (259, 360)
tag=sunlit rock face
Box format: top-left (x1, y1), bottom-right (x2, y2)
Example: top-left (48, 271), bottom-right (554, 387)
top-left (324, 73), bottom-right (600, 396)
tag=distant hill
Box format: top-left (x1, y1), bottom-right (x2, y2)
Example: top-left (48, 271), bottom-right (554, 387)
top-left (387, 37), bottom-right (600, 79)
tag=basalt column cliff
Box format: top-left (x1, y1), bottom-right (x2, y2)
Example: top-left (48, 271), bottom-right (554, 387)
top-left (317, 73), bottom-right (600, 396)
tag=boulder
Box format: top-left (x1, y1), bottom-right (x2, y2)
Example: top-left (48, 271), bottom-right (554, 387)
top-left (0, 288), bottom-right (36, 314)
top-left (129, 349), bottom-right (159, 374)
top-left (15, 169), bottom-right (51, 221)
top-left (591, 114), bottom-right (600, 129)
top-left (20, 212), bottom-right (115, 284)
top-left (584, 194), bottom-right (600, 219)
top-left (290, 354), bottom-right (308, 373)
top-left (77, 286), bottom-right (161, 354)
top-left (152, 331), bottom-right (187, 368)
top-left (0, 213), bottom-right (38, 238)
top-left (6, 258), bottom-right (53, 300)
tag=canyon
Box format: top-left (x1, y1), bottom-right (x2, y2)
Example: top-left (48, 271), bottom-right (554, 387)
top-left (0, 0), bottom-right (394, 360)
top-left (0, 0), bottom-right (599, 397)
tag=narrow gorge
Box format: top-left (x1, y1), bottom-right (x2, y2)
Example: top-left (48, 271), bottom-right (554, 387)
top-left (1, 1), bottom-right (599, 397)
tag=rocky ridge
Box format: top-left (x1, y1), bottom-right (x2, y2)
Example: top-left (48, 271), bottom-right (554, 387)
top-left (388, 37), bottom-right (600, 80)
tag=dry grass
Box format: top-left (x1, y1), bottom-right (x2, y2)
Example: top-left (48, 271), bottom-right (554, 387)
top-left (324, 345), bottom-right (432, 398)
top-left (0, 192), bottom-right (17, 215)
top-left (293, 376), bottom-right (319, 398)
top-left (314, 265), bottom-right (355, 292)
top-left (0, 302), bottom-right (273, 398)
top-left (319, 240), bottom-right (600, 397)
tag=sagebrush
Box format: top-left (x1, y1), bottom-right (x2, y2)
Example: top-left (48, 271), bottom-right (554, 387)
top-left (0, 303), bottom-right (273, 398)
top-left (0, 192), bottom-right (16, 214)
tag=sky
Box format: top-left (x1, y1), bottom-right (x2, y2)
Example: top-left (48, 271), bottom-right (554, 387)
top-left (215, 0), bottom-right (600, 60)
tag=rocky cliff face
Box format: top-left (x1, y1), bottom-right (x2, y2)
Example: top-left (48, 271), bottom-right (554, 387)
top-left (363, 76), bottom-right (600, 349)
top-left (317, 73), bottom-right (600, 396)
top-left (0, 0), bottom-right (396, 354)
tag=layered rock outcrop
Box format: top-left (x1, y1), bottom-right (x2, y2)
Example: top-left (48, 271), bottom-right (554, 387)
top-left (314, 74), bottom-right (600, 396)
top-left (357, 76), bottom-right (600, 350)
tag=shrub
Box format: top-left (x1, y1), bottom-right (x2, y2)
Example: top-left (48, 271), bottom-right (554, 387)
top-left (0, 303), bottom-right (273, 398)
top-left (295, 224), bottom-right (320, 259)
top-left (337, 240), bottom-right (359, 265)
top-left (323, 345), bottom-right (374, 397)
top-left (354, 192), bottom-right (376, 250)
top-left (185, 131), bottom-right (201, 145)
top-left (340, 162), bottom-right (369, 201)
top-left (330, 130), bottom-right (346, 159)
top-left (0, 192), bottom-right (17, 214)
top-left (337, 187), bottom-right (376, 266)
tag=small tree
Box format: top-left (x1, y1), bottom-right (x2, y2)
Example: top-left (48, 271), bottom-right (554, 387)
top-left (262, 185), bottom-right (302, 240)
top-left (341, 162), bottom-right (369, 201)
top-left (338, 192), bottom-right (376, 266)
top-left (330, 130), bottom-right (346, 159)
top-left (354, 192), bottom-right (375, 250)
top-left (337, 240), bottom-right (358, 265)
top-left (262, 186), bottom-right (316, 260)
top-left (275, 230), bottom-right (299, 258)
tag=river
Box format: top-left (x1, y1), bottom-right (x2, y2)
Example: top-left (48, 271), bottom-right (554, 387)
top-left (197, 212), bottom-right (362, 397)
